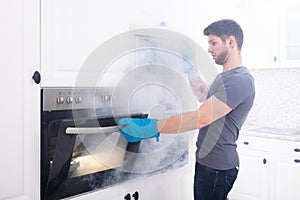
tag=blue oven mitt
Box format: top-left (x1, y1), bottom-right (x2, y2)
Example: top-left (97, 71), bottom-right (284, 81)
top-left (118, 118), bottom-right (160, 143)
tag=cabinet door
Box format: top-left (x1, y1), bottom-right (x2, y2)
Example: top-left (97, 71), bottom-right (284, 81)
top-left (279, 2), bottom-right (300, 67)
top-left (114, 166), bottom-right (191, 200)
top-left (236, 7), bottom-right (280, 69)
top-left (41, 0), bottom-right (132, 86)
top-left (71, 166), bottom-right (191, 200)
top-left (137, 167), bottom-right (191, 200)
top-left (269, 155), bottom-right (300, 200)
top-left (229, 149), bottom-right (269, 200)
top-left (0, 0), bottom-right (40, 200)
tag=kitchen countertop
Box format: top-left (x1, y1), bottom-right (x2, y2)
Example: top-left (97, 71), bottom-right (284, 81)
top-left (240, 127), bottom-right (300, 142)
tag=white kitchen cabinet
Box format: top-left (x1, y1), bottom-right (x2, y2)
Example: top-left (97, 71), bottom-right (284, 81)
top-left (278, 2), bottom-right (300, 68)
top-left (40, 0), bottom-right (300, 87)
top-left (0, 0), bottom-right (40, 200)
top-left (186, 1), bottom-right (281, 69)
top-left (229, 135), bottom-right (300, 200)
top-left (236, 7), bottom-right (280, 69)
top-left (229, 135), bottom-right (270, 200)
top-left (71, 165), bottom-right (192, 200)
top-left (229, 148), bottom-right (269, 200)
top-left (41, 0), bottom-right (131, 87)
top-left (40, 0), bottom-right (196, 87)
top-left (269, 155), bottom-right (300, 200)
top-left (238, 1), bottom-right (300, 69)
top-left (193, 1), bottom-right (300, 69)
top-left (125, 167), bottom-right (191, 200)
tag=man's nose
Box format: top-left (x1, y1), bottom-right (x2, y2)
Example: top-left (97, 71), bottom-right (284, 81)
top-left (208, 46), bottom-right (213, 53)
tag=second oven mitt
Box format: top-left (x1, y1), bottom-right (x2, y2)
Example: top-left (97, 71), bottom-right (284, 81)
top-left (118, 118), bottom-right (160, 143)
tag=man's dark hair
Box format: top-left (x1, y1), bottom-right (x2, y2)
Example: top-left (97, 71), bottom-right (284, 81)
top-left (203, 19), bottom-right (244, 50)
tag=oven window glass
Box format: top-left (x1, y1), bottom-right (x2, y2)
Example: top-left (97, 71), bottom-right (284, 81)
top-left (69, 132), bottom-right (127, 178)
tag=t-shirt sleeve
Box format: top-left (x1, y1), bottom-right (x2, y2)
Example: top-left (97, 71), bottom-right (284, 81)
top-left (214, 76), bottom-right (252, 109)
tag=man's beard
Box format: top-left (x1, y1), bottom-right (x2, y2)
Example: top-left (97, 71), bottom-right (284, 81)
top-left (215, 48), bottom-right (231, 65)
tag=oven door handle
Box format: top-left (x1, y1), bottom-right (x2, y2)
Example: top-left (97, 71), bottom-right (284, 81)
top-left (66, 126), bottom-right (122, 134)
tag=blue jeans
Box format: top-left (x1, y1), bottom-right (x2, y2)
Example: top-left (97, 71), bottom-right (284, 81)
top-left (194, 162), bottom-right (238, 200)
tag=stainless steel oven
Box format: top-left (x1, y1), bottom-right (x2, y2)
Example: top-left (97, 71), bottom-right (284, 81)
top-left (41, 87), bottom-right (147, 200)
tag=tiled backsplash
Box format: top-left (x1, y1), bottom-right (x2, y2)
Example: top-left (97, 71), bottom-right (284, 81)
top-left (243, 68), bottom-right (300, 131)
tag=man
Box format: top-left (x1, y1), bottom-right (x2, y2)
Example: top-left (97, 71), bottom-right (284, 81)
top-left (118, 19), bottom-right (255, 200)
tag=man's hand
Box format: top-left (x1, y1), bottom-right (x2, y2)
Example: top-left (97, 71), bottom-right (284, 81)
top-left (183, 62), bottom-right (198, 74)
top-left (118, 118), bottom-right (160, 143)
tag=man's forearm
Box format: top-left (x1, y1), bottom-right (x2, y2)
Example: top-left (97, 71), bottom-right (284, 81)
top-left (157, 95), bottom-right (232, 134)
top-left (157, 110), bottom-right (200, 134)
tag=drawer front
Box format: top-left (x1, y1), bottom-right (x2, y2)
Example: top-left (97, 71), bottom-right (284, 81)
top-left (237, 135), bottom-right (300, 156)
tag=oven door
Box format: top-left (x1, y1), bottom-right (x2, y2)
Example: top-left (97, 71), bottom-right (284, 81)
top-left (41, 113), bottom-right (147, 200)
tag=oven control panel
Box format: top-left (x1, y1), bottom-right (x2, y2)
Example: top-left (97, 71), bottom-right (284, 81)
top-left (42, 87), bottom-right (113, 111)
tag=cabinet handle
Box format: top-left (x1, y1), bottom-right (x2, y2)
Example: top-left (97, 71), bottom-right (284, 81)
top-left (132, 191), bottom-right (139, 200)
top-left (124, 193), bottom-right (131, 200)
top-left (294, 148), bottom-right (300, 152)
top-left (32, 71), bottom-right (41, 84)
top-left (263, 158), bottom-right (267, 164)
top-left (294, 159), bottom-right (300, 163)
top-left (243, 141), bottom-right (249, 145)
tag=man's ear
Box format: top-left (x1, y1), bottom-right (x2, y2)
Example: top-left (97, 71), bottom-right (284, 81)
top-left (228, 35), bottom-right (235, 48)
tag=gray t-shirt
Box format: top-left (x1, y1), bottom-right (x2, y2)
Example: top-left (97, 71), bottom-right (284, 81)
top-left (196, 66), bottom-right (255, 170)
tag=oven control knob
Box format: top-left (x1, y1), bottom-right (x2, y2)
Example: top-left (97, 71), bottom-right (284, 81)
top-left (75, 96), bottom-right (82, 104)
top-left (57, 96), bottom-right (64, 104)
top-left (66, 96), bottom-right (73, 104)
